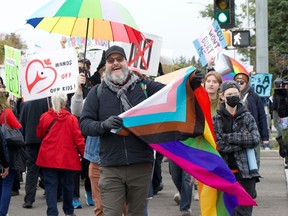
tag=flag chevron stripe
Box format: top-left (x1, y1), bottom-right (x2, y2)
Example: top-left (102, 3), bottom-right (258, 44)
top-left (120, 68), bottom-right (193, 118)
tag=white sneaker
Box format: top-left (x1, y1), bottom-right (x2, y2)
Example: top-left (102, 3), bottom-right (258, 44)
top-left (173, 192), bottom-right (180, 205)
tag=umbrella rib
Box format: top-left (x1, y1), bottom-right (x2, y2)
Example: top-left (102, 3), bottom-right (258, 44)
top-left (70, 18), bottom-right (78, 37)
top-left (109, 21), bottom-right (115, 42)
top-left (48, 18), bottom-right (62, 34)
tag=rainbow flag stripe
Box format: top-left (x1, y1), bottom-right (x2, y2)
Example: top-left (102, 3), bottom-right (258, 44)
top-left (115, 67), bottom-right (256, 215)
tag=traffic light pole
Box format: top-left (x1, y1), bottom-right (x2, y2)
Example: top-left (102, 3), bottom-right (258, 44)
top-left (256, 0), bottom-right (268, 74)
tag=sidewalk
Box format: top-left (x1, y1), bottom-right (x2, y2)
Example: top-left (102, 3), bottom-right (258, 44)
top-left (8, 150), bottom-right (288, 216)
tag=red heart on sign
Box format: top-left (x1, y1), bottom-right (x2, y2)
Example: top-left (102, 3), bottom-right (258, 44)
top-left (25, 59), bottom-right (57, 94)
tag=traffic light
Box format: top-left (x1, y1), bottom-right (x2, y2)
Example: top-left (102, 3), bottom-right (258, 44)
top-left (214, 0), bottom-right (235, 29)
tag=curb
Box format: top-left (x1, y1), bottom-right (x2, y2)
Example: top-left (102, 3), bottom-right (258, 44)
top-left (285, 168), bottom-right (288, 192)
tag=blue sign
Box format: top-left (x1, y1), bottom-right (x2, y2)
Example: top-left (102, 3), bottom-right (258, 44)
top-left (250, 74), bottom-right (272, 97)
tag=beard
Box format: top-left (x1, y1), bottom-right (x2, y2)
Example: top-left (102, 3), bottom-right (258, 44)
top-left (106, 67), bottom-right (129, 85)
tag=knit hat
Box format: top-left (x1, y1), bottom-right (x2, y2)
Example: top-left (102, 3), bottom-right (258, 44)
top-left (105, 45), bottom-right (127, 60)
top-left (234, 72), bottom-right (250, 83)
top-left (219, 80), bottom-right (240, 93)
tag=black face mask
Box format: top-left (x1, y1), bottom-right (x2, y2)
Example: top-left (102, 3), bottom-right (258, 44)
top-left (226, 96), bottom-right (240, 107)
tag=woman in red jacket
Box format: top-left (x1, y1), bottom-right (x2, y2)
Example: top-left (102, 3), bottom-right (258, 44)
top-left (36, 91), bottom-right (85, 216)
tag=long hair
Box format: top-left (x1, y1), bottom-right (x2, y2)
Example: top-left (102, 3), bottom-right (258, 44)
top-left (0, 92), bottom-right (10, 112)
top-left (51, 91), bottom-right (67, 113)
top-left (203, 71), bottom-right (223, 88)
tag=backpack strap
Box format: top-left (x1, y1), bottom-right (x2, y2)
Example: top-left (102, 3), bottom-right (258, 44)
top-left (96, 83), bottom-right (102, 100)
top-left (45, 119), bottom-right (56, 136)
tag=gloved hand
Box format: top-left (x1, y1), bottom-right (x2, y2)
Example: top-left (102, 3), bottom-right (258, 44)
top-left (190, 69), bottom-right (203, 90)
top-left (101, 116), bottom-right (123, 131)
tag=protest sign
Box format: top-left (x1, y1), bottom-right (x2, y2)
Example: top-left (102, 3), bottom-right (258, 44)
top-left (193, 21), bottom-right (227, 66)
top-left (250, 73), bottom-right (272, 97)
top-left (4, 45), bottom-right (21, 98)
top-left (20, 48), bottom-right (78, 101)
top-left (121, 32), bottom-right (162, 77)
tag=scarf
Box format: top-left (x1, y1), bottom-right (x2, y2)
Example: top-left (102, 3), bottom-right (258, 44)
top-left (104, 71), bottom-right (140, 111)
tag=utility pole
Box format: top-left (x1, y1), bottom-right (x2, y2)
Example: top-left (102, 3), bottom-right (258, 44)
top-left (256, 0), bottom-right (268, 74)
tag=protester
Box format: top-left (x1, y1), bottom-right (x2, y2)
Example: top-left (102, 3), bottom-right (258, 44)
top-left (213, 80), bottom-right (261, 216)
top-left (203, 71), bottom-right (223, 116)
top-left (80, 45), bottom-right (203, 215)
top-left (79, 45), bottom-right (166, 215)
top-left (234, 72), bottom-right (270, 169)
top-left (36, 91), bottom-right (85, 216)
top-left (0, 130), bottom-right (9, 179)
top-left (19, 98), bottom-right (49, 209)
top-left (71, 58), bottom-right (95, 209)
top-left (71, 54), bottom-right (106, 215)
top-left (0, 86), bottom-right (23, 216)
top-left (271, 77), bottom-right (288, 167)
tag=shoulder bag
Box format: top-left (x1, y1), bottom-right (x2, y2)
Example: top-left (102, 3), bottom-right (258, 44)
top-left (1, 111), bottom-right (25, 149)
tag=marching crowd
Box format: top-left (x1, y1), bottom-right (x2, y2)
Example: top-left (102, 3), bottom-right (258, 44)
top-left (1, 45), bottom-right (288, 216)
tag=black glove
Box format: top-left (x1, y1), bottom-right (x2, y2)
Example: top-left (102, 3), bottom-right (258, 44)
top-left (101, 116), bottom-right (123, 131)
top-left (190, 69), bottom-right (203, 90)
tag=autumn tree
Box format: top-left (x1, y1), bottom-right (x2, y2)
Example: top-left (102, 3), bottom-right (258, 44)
top-left (0, 33), bottom-right (27, 64)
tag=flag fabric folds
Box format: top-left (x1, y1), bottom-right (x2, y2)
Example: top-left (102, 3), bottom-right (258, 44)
top-left (114, 67), bottom-right (257, 215)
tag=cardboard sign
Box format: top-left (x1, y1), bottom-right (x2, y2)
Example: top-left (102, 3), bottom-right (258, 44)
top-left (4, 45), bottom-right (21, 98)
top-left (250, 73), bottom-right (272, 97)
top-left (20, 48), bottom-right (78, 101)
top-left (193, 21), bottom-right (227, 66)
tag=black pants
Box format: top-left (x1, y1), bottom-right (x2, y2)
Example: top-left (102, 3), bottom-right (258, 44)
top-left (73, 158), bottom-right (91, 198)
top-left (152, 152), bottom-right (164, 194)
top-left (233, 173), bottom-right (257, 216)
top-left (24, 144), bottom-right (41, 204)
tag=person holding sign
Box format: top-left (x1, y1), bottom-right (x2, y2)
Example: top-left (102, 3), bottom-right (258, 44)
top-left (233, 73), bottom-right (270, 169)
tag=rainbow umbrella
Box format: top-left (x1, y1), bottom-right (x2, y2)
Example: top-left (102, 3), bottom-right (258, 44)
top-left (26, 0), bottom-right (144, 58)
top-left (214, 54), bottom-right (249, 81)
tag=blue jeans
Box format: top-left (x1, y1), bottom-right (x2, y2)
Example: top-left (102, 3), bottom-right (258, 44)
top-left (43, 168), bottom-right (75, 216)
top-left (0, 169), bottom-right (16, 216)
top-left (169, 160), bottom-right (192, 212)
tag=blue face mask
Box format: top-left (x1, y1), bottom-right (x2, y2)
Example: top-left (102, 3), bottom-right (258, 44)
top-left (226, 95), bottom-right (240, 107)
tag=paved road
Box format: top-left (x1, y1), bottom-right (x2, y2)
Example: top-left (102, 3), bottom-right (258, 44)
top-left (8, 150), bottom-right (288, 216)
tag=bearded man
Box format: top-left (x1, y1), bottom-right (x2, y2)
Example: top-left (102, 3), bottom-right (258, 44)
top-left (79, 45), bottom-right (166, 215)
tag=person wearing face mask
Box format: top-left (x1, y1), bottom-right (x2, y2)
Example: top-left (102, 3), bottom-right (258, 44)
top-left (233, 73), bottom-right (270, 171)
top-left (213, 80), bottom-right (261, 216)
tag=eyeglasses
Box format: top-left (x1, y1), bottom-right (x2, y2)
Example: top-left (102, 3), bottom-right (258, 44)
top-left (107, 57), bottom-right (124, 64)
top-left (236, 80), bottom-right (245, 85)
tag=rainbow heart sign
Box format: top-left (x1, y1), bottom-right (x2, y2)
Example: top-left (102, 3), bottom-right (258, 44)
top-left (21, 48), bottom-right (78, 101)
top-left (214, 54), bottom-right (250, 81)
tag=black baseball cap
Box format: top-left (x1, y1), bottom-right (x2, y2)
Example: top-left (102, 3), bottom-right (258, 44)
top-left (219, 80), bottom-right (240, 93)
top-left (105, 45), bottom-right (127, 60)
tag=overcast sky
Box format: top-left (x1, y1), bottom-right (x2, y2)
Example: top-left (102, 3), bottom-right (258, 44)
top-left (0, 0), bottom-right (243, 60)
